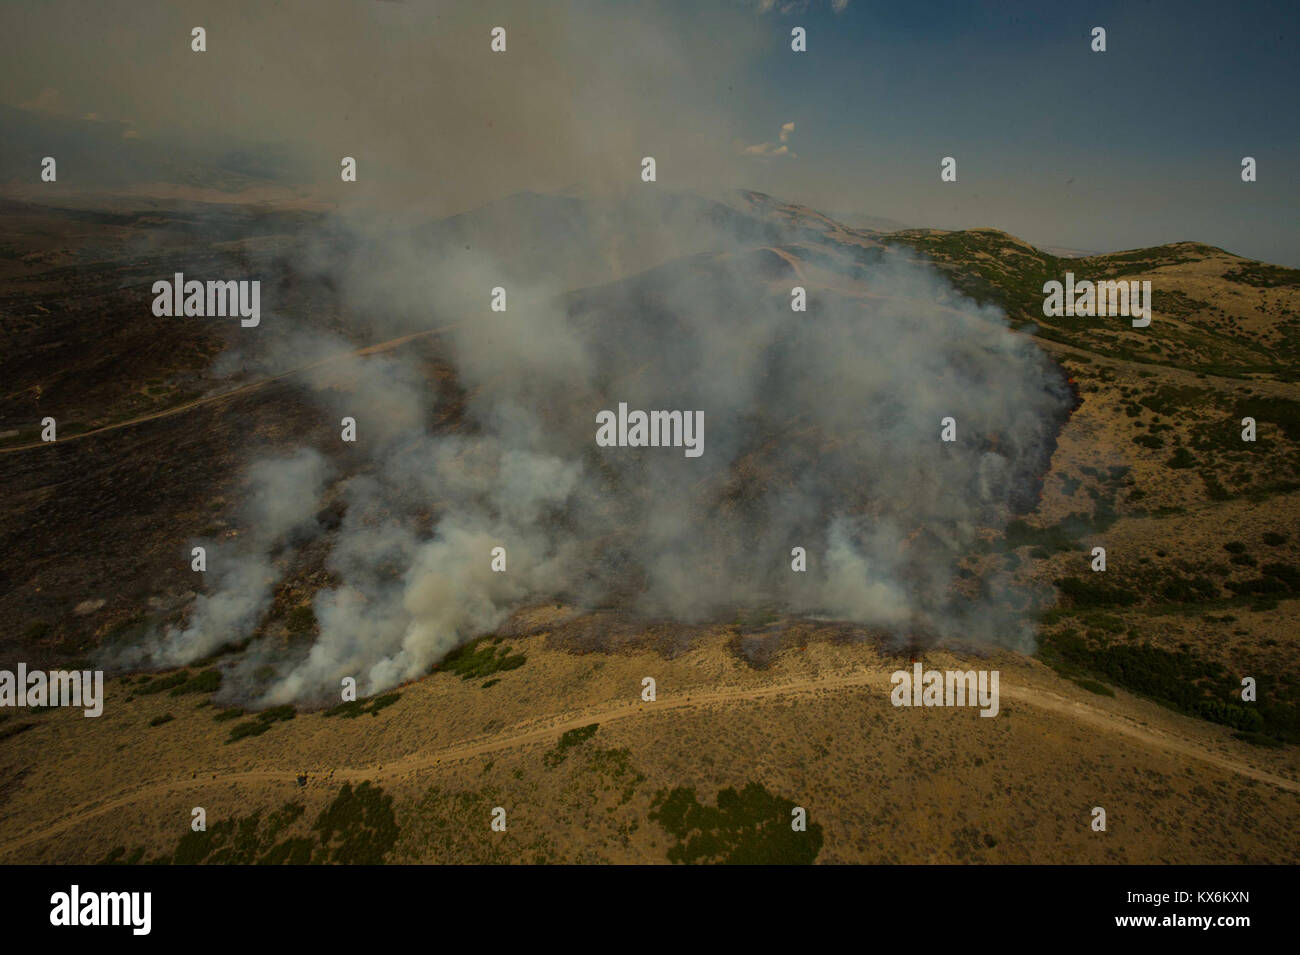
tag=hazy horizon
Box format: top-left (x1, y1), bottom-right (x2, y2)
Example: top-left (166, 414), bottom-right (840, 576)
top-left (2, 0), bottom-right (1297, 265)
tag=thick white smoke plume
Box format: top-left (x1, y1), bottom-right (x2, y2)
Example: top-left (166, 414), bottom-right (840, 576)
top-left (119, 448), bottom-right (330, 668)
top-left (126, 192), bottom-right (1072, 705)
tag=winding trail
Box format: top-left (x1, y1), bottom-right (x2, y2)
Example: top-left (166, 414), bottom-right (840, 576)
top-left (3, 665), bottom-right (1295, 860)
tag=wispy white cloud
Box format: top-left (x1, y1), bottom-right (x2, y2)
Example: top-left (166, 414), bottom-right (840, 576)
top-left (741, 121), bottom-right (797, 159)
top-left (748, 0), bottom-right (849, 13)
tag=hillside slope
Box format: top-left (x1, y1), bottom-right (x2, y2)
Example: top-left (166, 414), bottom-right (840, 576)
top-left (0, 190), bottom-right (1296, 863)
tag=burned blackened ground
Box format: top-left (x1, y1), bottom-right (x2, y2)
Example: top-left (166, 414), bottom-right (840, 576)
top-left (0, 198), bottom-right (347, 440)
top-left (0, 201), bottom-right (450, 667)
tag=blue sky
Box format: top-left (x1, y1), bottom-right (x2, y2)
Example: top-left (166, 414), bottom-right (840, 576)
top-left (725, 0), bottom-right (1300, 262)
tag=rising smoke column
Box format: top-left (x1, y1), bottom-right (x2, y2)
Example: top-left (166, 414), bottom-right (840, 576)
top-left (129, 196), bottom-right (1071, 705)
top-left (116, 447), bottom-right (331, 669)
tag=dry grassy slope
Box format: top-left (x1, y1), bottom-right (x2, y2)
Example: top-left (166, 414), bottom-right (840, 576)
top-left (2, 193), bottom-right (1299, 863)
top-left (1006, 347), bottom-right (1300, 748)
top-left (873, 226), bottom-right (1300, 380)
top-left (735, 193), bottom-right (1300, 377)
top-left (1, 631), bottom-right (1296, 864)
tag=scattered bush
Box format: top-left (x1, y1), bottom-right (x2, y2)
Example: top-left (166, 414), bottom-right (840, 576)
top-left (323, 692), bottom-right (401, 719)
top-left (545, 723), bottom-right (600, 768)
top-left (169, 668), bottom-right (222, 696)
top-left (285, 605), bottom-right (316, 637)
top-left (1055, 576), bottom-right (1139, 608)
top-left (137, 672), bottom-right (187, 695)
top-left (1072, 679), bottom-right (1114, 697)
top-left (313, 782), bottom-right (399, 865)
top-left (225, 704), bottom-right (296, 744)
top-left (650, 782), bottom-right (823, 865)
top-left (1039, 628), bottom-right (1298, 743)
top-left (438, 637), bottom-right (527, 680)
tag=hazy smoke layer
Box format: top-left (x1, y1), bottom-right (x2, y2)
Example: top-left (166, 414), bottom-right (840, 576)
top-left (119, 448), bottom-right (330, 668)
top-left (128, 194), bottom-right (1071, 705)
